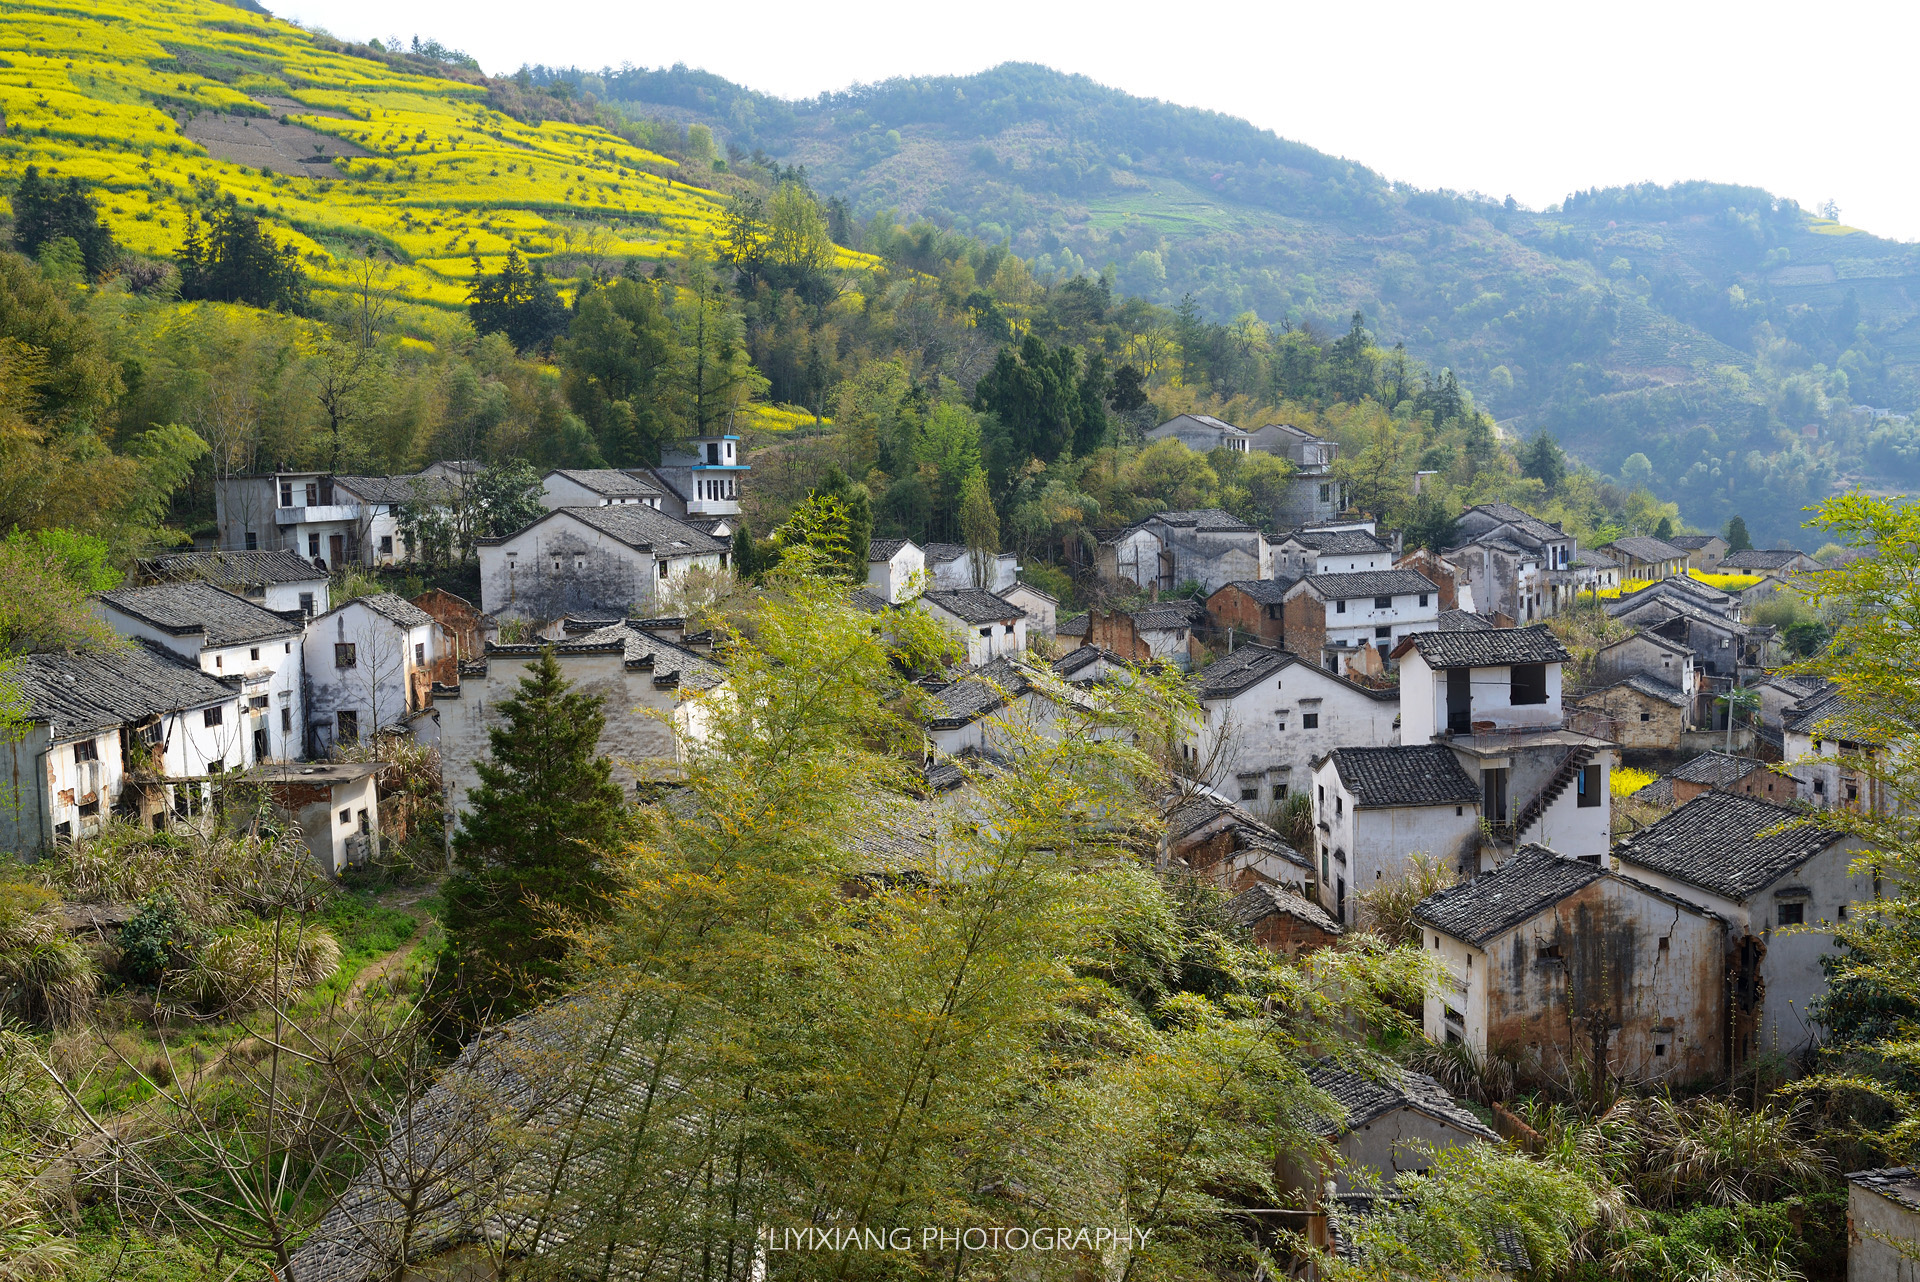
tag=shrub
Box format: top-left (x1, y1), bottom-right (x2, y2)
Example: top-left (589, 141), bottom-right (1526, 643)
top-left (1356, 852), bottom-right (1455, 947)
top-left (116, 893), bottom-right (195, 984)
top-left (0, 881), bottom-right (97, 1027)
top-left (170, 919), bottom-right (341, 1017)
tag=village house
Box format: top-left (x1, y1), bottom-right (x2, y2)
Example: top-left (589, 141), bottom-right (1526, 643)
top-left (1205, 579), bottom-right (1293, 648)
top-left (919, 542), bottom-right (1019, 593)
top-left (1572, 674), bottom-right (1690, 750)
top-left (1280, 569), bottom-right (1441, 671)
top-left (1396, 546), bottom-right (1467, 610)
top-left (1444, 502), bottom-right (1576, 621)
top-left (1721, 547), bottom-right (1819, 578)
top-left (1656, 751), bottom-right (1789, 805)
top-left (214, 467), bottom-right (468, 570)
top-left (1780, 688), bottom-right (1892, 814)
top-left (538, 468), bottom-right (664, 510)
top-left (999, 581), bottom-right (1058, 643)
top-left (1087, 601), bottom-right (1205, 669)
top-left (1590, 630), bottom-right (1697, 702)
top-left (919, 589), bottom-right (1027, 665)
top-left (1570, 548), bottom-right (1623, 599)
top-left (1845, 1167), bottom-right (1920, 1282)
top-left (1185, 644), bottom-right (1400, 809)
top-left (630, 433), bottom-right (747, 532)
top-left (1606, 591), bottom-right (1771, 718)
top-left (1226, 882), bottom-right (1343, 958)
top-left (1, 642), bottom-right (249, 853)
top-left (1620, 573), bottom-right (1743, 617)
top-left (411, 588), bottom-right (488, 677)
top-left (921, 655), bottom-right (1104, 759)
top-left (866, 538), bottom-right (927, 605)
top-left (1247, 422), bottom-right (1344, 525)
top-left (303, 593), bottom-right (439, 756)
top-left (96, 582), bottom-right (305, 765)
top-left (138, 548), bottom-right (331, 618)
top-left (245, 760), bottom-right (383, 874)
top-left (436, 621), bottom-right (724, 822)
top-left (1279, 1059), bottom-right (1497, 1200)
top-left (1161, 791), bottom-right (1317, 891)
top-left (1311, 744), bottom-right (1483, 922)
top-left (1145, 412), bottom-right (1251, 454)
top-left (1091, 524), bottom-right (1167, 593)
top-left (475, 504), bottom-right (729, 622)
top-left (1269, 526), bottom-right (1392, 577)
top-left (1753, 674), bottom-right (1827, 756)
top-left (1597, 536), bottom-right (1687, 582)
top-left (1667, 534), bottom-right (1730, 572)
top-left (1394, 627), bottom-right (1616, 862)
top-left (1413, 845), bottom-right (1727, 1080)
top-left (1612, 790), bottom-right (1874, 1061)
top-left (1105, 509), bottom-right (1272, 594)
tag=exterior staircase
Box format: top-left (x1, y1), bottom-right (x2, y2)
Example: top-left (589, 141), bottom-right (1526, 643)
top-left (1508, 744), bottom-right (1599, 842)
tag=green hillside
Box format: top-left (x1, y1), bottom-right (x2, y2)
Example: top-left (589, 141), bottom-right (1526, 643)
top-left (555, 61), bottom-right (1920, 544)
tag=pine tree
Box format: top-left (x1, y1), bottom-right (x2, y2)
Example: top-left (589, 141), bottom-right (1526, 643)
top-left (11, 166), bottom-right (116, 277)
top-left (814, 466), bottom-right (872, 581)
top-left (1726, 515), bottom-right (1753, 552)
top-left (1654, 516), bottom-right (1674, 542)
top-left (440, 650), bottom-right (631, 1024)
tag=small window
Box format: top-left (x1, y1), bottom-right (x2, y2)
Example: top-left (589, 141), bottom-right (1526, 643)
top-left (249, 694), bottom-right (269, 710)
top-left (73, 738), bottom-right (98, 762)
top-left (379, 535), bottom-right (394, 554)
top-left (658, 561), bottom-right (670, 579)
top-left (1335, 599), bottom-right (1346, 614)
top-left (215, 655), bottom-right (223, 669)
top-left (1418, 593), bottom-right (1429, 606)
top-left (250, 647), bottom-right (260, 661)
top-left (1577, 764), bottom-right (1601, 808)
top-left (1302, 712), bottom-right (1319, 729)
top-left (1374, 626), bottom-right (1390, 641)
top-left (281, 707), bottom-right (291, 732)
top-left (1640, 712), bottom-right (1652, 722)
top-left (979, 627), bottom-right (992, 639)
top-left (1658, 936), bottom-right (1670, 954)
top-left (415, 643), bottom-right (426, 665)
top-left (298, 592), bottom-right (315, 616)
top-left (204, 706), bottom-right (223, 727)
top-left (1814, 778), bottom-right (1826, 796)
top-left (1374, 595), bottom-right (1392, 610)
top-left (1778, 902), bottom-right (1804, 927)
top-left (1004, 624), bottom-right (1015, 635)
top-left (337, 710), bottom-right (359, 744)
top-left (336, 643), bottom-right (358, 668)
top-left (1538, 944), bottom-right (1563, 961)
top-left (1272, 784), bottom-right (1288, 800)
top-left (280, 482), bottom-right (294, 507)
top-left (244, 531), bottom-right (258, 550)
top-left (339, 808), bottom-right (352, 826)
top-left (78, 799), bottom-right (100, 817)
top-left (1654, 1043), bottom-right (1667, 1058)
top-left (1511, 662), bottom-right (1549, 705)
top-left (1240, 787), bottom-right (1258, 801)
top-left (358, 809), bottom-right (371, 834)
top-left (1335, 795), bottom-right (1343, 816)
top-left (307, 533), bottom-right (321, 557)
top-left (304, 482), bottom-right (319, 505)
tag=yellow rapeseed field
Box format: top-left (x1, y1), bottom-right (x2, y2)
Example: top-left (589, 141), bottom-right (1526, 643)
top-left (0, 0), bottom-right (873, 311)
top-left (1592, 568), bottom-right (1766, 600)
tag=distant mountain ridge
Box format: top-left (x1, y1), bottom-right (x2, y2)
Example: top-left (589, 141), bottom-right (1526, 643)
top-left (535, 60), bottom-right (1920, 544)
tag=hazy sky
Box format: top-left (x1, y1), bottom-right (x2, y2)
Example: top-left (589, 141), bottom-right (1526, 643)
top-left (271, 0), bottom-right (1919, 241)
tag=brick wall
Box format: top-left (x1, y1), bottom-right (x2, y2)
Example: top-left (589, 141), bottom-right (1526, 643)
top-left (1281, 594), bottom-right (1327, 658)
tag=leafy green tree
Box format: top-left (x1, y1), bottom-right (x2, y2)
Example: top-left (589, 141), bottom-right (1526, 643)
top-left (763, 181), bottom-right (833, 275)
top-left (773, 490), bottom-right (858, 580)
top-left (177, 198), bottom-right (308, 312)
top-left (1725, 514), bottom-right (1753, 552)
top-left (1519, 431), bottom-right (1567, 493)
top-left (10, 166), bottom-right (116, 277)
top-left (1327, 310), bottom-right (1378, 403)
top-left (973, 334), bottom-right (1086, 463)
top-left (468, 459), bottom-right (547, 539)
top-left (1108, 362), bottom-right (1149, 415)
top-left (560, 277), bottom-right (677, 464)
top-left (958, 469), bottom-right (999, 589)
top-left (719, 193), bottom-right (767, 281)
top-left (440, 650), bottom-right (631, 1024)
top-left (668, 269), bottom-right (766, 436)
top-left (807, 467), bottom-right (872, 581)
top-left (1403, 491), bottom-right (1461, 551)
top-left (466, 248), bottom-right (569, 353)
top-left (1654, 515), bottom-right (1675, 542)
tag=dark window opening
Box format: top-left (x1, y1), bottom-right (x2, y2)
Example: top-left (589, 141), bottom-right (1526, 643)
top-left (1374, 595), bottom-right (1393, 610)
top-left (1418, 593), bottom-right (1429, 606)
top-left (1483, 768), bottom-right (1509, 823)
top-left (379, 535), bottom-right (393, 554)
top-left (78, 799), bottom-right (100, 818)
top-left (1375, 626), bottom-right (1391, 641)
top-left (203, 706), bottom-right (223, 727)
top-left (1335, 599), bottom-right (1346, 614)
top-left (244, 531), bottom-right (258, 550)
top-left (336, 710), bottom-right (359, 744)
top-left (1446, 666), bottom-right (1472, 734)
top-left (73, 738), bottom-right (98, 762)
top-left (1778, 902), bottom-right (1804, 927)
top-left (1240, 787), bottom-right (1258, 801)
top-left (1577, 763), bottom-right (1602, 807)
top-left (1654, 1043), bottom-right (1667, 1057)
top-left (1302, 712), bottom-right (1320, 729)
top-left (1273, 784), bottom-right (1288, 800)
top-left (280, 482), bottom-right (294, 507)
top-left (1511, 662), bottom-right (1549, 705)
top-left (336, 643), bottom-right (357, 668)
top-left (298, 592), bottom-right (314, 616)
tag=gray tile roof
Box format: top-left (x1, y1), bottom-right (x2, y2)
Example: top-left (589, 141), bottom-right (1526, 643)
top-left (1630, 776), bottom-right (1675, 806)
top-left (920, 542), bottom-right (969, 564)
top-left (1413, 844), bottom-right (1603, 945)
top-left (1328, 745), bottom-right (1479, 809)
top-left (1461, 502), bottom-right (1564, 546)
top-left (1721, 549), bottom-right (1807, 570)
top-left (1214, 577), bottom-right (1294, 605)
top-left (1197, 644), bottom-right (1292, 698)
top-left (1666, 534), bottom-right (1722, 551)
top-left (1279, 528), bottom-right (1389, 555)
top-left (351, 592), bottom-right (435, 630)
top-left (14, 640), bottom-right (238, 739)
top-left (1612, 790), bottom-right (1847, 899)
top-left (1057, 613), bottom-right (1089, 637)
top-left (867, 538), bottom-right (912, 562)
top-left (141, 549), bottom-right (327, 588)
top-left (1149, 508), bottom-right (1255, 531)
top-left (1604, 591), bottom-right (1744, 629)
top-left (1572, 547), bottom-right (1619, 568)
top-left (564, 620), bottom-right (725, 692)
top-left (1847, 1167), bottom-right (1920, 1213)
top-left (550, 504), bottom-right (729, 555)
top-left (1306, 1058), bottom-right (1497, 1140)
top-left (99, 581), bottom-right (299, 645)
top-left (548, 468), bottom-right (661, 498)
top-left (1131, 603), bottom-right (1199, 631)
top-left (923, 657), bottom-right (1033, 728)
top-left (1579, 673), bottom-right (1688, 707)
top-left (1227, 882), bottom-right (1343, 936)
top-left (1438, 609), bottom-right (1494, 632)
top-left (1299, 569), bottom-right (1438, 601)
top-left (922, 588), bottom-right (1020, 624)
top-left (1668, 751), bottom-right (1767, 786)
top-left (1605, 536), bottom-right (1685, 563)
top-left (1597, 629), bottom-right (1692, 659)
top-left (1400, 624), bottom-right (1570, 668)
top-left (333, 473), bottom-right (456, 506)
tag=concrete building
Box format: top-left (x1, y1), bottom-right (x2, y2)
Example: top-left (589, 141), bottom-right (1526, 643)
top-left (1095, 509), bottom-right (1271, 595)
top-left (1226, 882), bottom-right (1343, 959)
top-left (920, 542), bottom-right (1018, 593)
top-left (1280, 1060), bottom-right (1496, 1199)
top-left (1092, 525), bottom-right (1167, 593)
top-left (1269, 527), bottom-right (1392, 578)
top-left (435, 621), bottom-right (724, 823)
top-left (137, 549), bottom-right (330, 617)
top-left (635, 433), bottom-right (748, 529)
top-left (1414, 845), bottom-right (1727, 1080)
top-left (1280, 569), bottom-right (1441, 671)
top-left (1205, 579), bottom-right (1294, 649)
top-left (248, 760), bottom-right (383, 873)
top-left (1781, 688), bottom-right (1893, 815)
top-left (1445, 503), bottom-right (1576, 622)
top-left (1721, 548), bottom-right (1819, 578)
top-left (2, 642), bottom-right (249, 854)
top-left (214, 468), bottom-right (463, 569)
top-left (999, 582), bottom-right (1058, 644)
top-left (919, 589), bottom-right (1026, 665)
top-left (1613, 790), bottom-right (1874, 1060)
top-left (1186, 644), bottom-right (1400, 810)
top-left (1247, 422), bottom-right (1344, 526)
top-left (1846, 1167), bottom-right (1920, 1282)
top-left (304, 594), bottom-right (439, 756)
top-left (866, 538), bottom-right (926, 605)
top-left (96, 582), bottom-right (304, 765)
top-left (1146, 413), bottom-right (1251, 454)
top-left (538, 468), bottom-right (664, 510)
top-left (1598, 536), bottom-right (1687, 581)
top-left (1311, 744), bottom-right (1483, 922)
top-left (475, 505), bottom-right (729, 622)
top-left (1395, 626), bottom-right (1571, 742)
top-left (1569, 547), bottom-right (1623, 598)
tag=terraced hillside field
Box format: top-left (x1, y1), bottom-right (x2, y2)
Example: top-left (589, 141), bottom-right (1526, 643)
top-left (0, 0), bottom-right (869, 311)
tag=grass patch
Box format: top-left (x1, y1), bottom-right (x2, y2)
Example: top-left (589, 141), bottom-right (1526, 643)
top-left (321, 889), bottom-right (418, 960)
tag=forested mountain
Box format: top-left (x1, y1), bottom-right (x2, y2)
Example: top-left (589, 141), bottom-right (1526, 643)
top-left (544, 61), bottom-right (1920, 545)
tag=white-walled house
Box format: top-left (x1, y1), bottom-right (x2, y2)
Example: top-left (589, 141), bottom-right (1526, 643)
top-left (249, 760), bottom-right (383, 874)
top-left (539, 468), bottom-right (664, 510)
top-left (304, 594), bottom-right (439, 756)
top-left (1186, 645), bottom-right (1400, 809)
top-left (214, 469), bottom-right (462, 569)
top-left (97, 582), bottom-right (304, 765)
top-left (1268, 527), bottom-right (1392, 577)
top-left (867, 538), bottom-right (927, 605)
top-left (139, 549), bottom-right (331, 617)
top-left (476, 505), bottom-right (729, 622)
top-left (435, 622), bottom-right (724, 824)
top-left (1281, 1060), bottom-right (1496, 1201)
top-left (999, 582), bottom-right (1058, 644)
top-left (1, 642), bottom-right (249, 855)
top-left (919, 589), bottom-right (1027, 665)
top-left (1279, 569), bottom-right (1441, 669)
top-left (921, 542), bottom-right (1019, 593)
top-left (1394, 627), bottom-right (1614, 861)
top-left (1311, 744), bottom-right (1483, 924)
top-left (1613, 790), bottom-right (1874, 1060)
top-left (922, 655), bottom-right (1102, 759)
